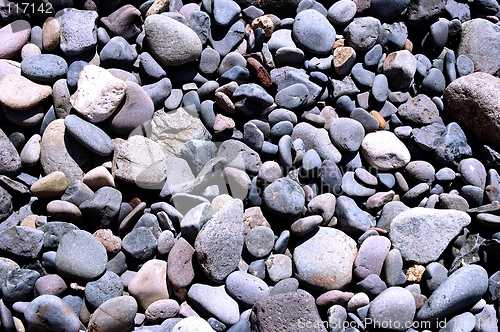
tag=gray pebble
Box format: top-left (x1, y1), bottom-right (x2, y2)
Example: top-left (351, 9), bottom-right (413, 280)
top-left (85, 271), bottom-right (123, 311)
top-left (226, 271), bottom-right (269, 307)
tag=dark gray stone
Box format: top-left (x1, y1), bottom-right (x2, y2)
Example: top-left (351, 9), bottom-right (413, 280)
top-left (263, 178), bottom-right (305, 221)
top-left (85, 271), bottom-right (123, 310)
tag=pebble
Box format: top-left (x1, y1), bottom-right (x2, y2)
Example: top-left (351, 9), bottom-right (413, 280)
top-left (79, 187), bottom-right (122, 229)
top-left (245, 226), bottom-right (275, 258)
top-left (55, 230), bottom-right (108, 281)
top-left (250, 292), bottom-right (326, 332)
top-left (354, 236), bottom-right (391, 280)
top-left (329, 118), bottom-right (365, 152)
top-left (64, 115), bottom-right (114, 156)
top-left (56, 8), bottom-right (98, 56)
top-left (188, 284), bottom-right (239, 325)
top-left (194, 199), bottom-right (246, 283)
top-left (24, 295), bottom-right (81, 332)
top-left (294, 227), bottom-right (357, 291)
top-left (275, 83), bottom-right (309, 110)
top-left (367, 287), bottom-right (416, 331)
top-left (0, 74), bottom-right (52, 111)
top-left (21, 54), bottom-right (67, 83)
top-left (266, 254), bottom-right (292, 282)
top-left (361, 131), bottom-right (411, 171)
top-left (417, 265), bottom-right (488, 321)
top-left (145, 299), bottom-right (180, 322)
top-left (128, 259), bottom-right (169, 311)
top-left (85, 271), bottom-right (123, 311)
top-left (327, 0), bottom-right (357, 25)
top-left (109, 81), bottom-right (155, 135)
top-left (88, 296), bottom-right (137, 332)
top-left (70, 65), bottom-right (127, 123)
top-left (292, 9), bottom-right (335, 55)
top-left (345, 17), bottom-right (381, 51)
top-left (383, 50), bottom-right (417, 90)
top-left (389, 208), bottom-right (471, 264)
top-left (0, 20), bottom-right (31, 59)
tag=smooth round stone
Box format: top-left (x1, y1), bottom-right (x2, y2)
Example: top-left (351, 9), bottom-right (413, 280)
top-left (21, 43), bottom-right (42, 59)
top-left (0, 20), bottom-right (31, 59)
top-left (128, 259), bottom-right (169, 311)
top-left (64, 115), bottom-right (114, 156)
top-left (30, 171), bottom-right (68, 198)
top-left (354, 236), bottom-right (391, 280)
top-left (34, 274), bottom-right (67, 297)
top-left (398, 94), bottom-right (440, 125)
top-left (188, 284), bottom-right (239, 325)
top-left (42, 17), bottom-right (60, 51)
top-left (424, 262), bottom-right (448, 292)
top-left (269, 278), bottom-right (299, 296)
top-left (405, 161), bottom-right (435, 184)
top-left (258, 161), bottom-right (282, 184)
top-left (101, 4), bottom-right (142, 40)
top-left (56, 8), bottom-right (98, 56)
top-left (219, 52), bottom-right (246, 75)
top-left (477, 213), bottom-right (500, 228)
top-left (20, 54), bottom-right (67, 83)
top-left (459, 158), bottom-right (487, 189)
top-left (361, 131), bottom-right (411, 171)
top-left (347, 292), bottom-right (370, 312)
top-left (292, 9), bottom-right (336, 55)
top-left (83, 166), bottom-right (115, 189)
top-left (456, 54), bottom-right (474, 77)
top-left (327, 0), bottom-right (357, 25)
top-left (88, 296), bottom-right (138, 332)
top-left (329, 118), bottom-right (365, 152)
top-left (367, 287), bottom-right (416, 331)
top-left (93, 229), bottom-right (121, 254)
top-left (70, 65), bottom-right (127, 123)
top-left (79, 187), bottom-right (122, 229)
top-left (245, 226), bottom-right (275, 258)
top-left (213, 0), bottom-right (241, 26)
top-left (263, 177), bottom-right (305, 220)
top-left (290, 215), bottom-right (323, 236)
top-left (145, 14), bottom-right (202, 66)
top-left (226, 271), bottom-right (269, 307)
top-left (220, 66), bottom-right (250, 85)
top-left (55, 230), bottom-right (108, 281)
top-left (24, 295), bottom-right (81, 332)
top-left (345, 17), bottom-right (381, 51)
top-left (383, 50), bottom-right (417, 90)
top-left (85, 271), bottom-right (123, 311)
top-left (140, 51), bottom-right (166, 81)
top-left (66, 60), bottom-right (87, 90)
top-left (46, 200), bottom-right (82, 223)
top-left (382, 249), bottom-right (403, 287)
top-left (3, 104), bottom-right (44, 127)
top-left (199, 47), bottom-right (220, 75)
top-left (109, 81), bottom-right (154, 135)
top-left (275, 47), bottom-right (305, 67)
top-left (172, 317), bottom-right (214, 331)
top-left (307, 193), bottom-right (336, 224)
top-left (417, 265), bottom-right (488, 321)
top-left (40, 120), bottom-right (92, 182)
top-left (294, 227), bottom-right (357, 291)
top-left (371, 74), bottom-right (389, 104)
top-left (0, 74), bottom-right (52, 111)
top-left (145, 299), bottom-right (180, 322)
top-left (421, 67), bottom-right (446, 95)
top-left (100, 36), bottom-right (138, 70)
top-left (268, 29), bottom-right (296, 53)
top-left (265, 254), bottom-right (292, 282)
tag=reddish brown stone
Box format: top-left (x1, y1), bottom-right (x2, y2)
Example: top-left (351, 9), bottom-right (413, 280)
top-left (167, 237), bottom-right (195, 290)
top-left (247, 57), bottom-right (272, 88)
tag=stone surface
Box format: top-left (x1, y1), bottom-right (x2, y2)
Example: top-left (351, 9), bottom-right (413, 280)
top-left (128, 259), bottom-right (169, 311)
top-left (444, 72), bottom-right (500, 150)
top-left (145, 14), bottom-right (202, 66)
top-left (361, 131), bottom-right (411, 171)
top-left (458, 18), bottom-right (500, 76)
top-left (24, 295), bottom-right (81, 332)
top-left (389, 208), bottom-right (471, 264)
top-left (294, 227), bottom-right (357, 291)
top-left (194, 199), bottom-right (246, 283)
top-left (0, 74), bottom-right (52, 111)
top-left (187, 284), bottom-right (240, 325)
top-left (70, 65), bottom-right (127, 123)
top-left (55, 230), bottom-right (108, 281)
top-left (250, 292), bottom-right (327, 332)
top-left (0, 129), bottom-right (22, 176)
top-left (88, 296), bottom-right (137, 332)
top-left (417, 265), bottom-right (488, 321)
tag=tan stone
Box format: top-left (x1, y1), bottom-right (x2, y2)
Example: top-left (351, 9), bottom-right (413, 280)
top-left (30, 171), bottom-right (69, 198)
top-left (0, 74), bottom-right (52, 110)
top-left (83, 166), bottom-right (115, 189)
top-left (128, 259), bottom-right (169, 311)
top-left (42, 17), bottom-right (61, 51)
